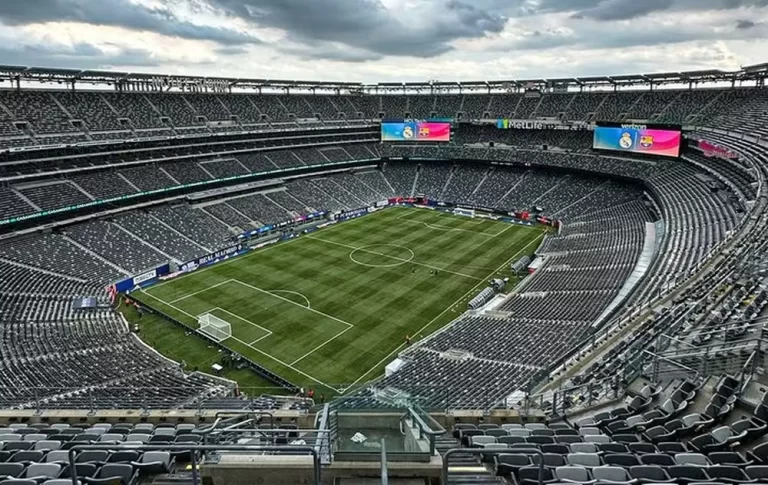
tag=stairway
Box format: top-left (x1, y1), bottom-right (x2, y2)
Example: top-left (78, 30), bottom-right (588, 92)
top-left (435, 435), bottom-right (503, 485)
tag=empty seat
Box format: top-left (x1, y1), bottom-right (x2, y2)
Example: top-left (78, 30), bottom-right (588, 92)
top-left (495, 453), bottom-right (530, 477)
top-left (555, 465), bottom-right (594, 484)
top-left (592, 465), bottom-right (634, 485)
top-left (83, 463), bottom-right (136, 485)
top-left (130, 451), bottom-right (175, 474)
top-left (22, 463), bottom-right (61, 481)
top-left (629, 465), bottom-right (673, 483)
top-left (567, 453), bottom-right (602, 468)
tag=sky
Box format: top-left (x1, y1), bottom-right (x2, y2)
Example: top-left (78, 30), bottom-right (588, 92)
top-left (0, 0), bottom-right (766, 83)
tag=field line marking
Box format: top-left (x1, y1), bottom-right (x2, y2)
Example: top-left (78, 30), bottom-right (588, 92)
top-left (138, 288), bottom-right (342, 393)
top-left (398, 218), bottom-right (497, 236)
top-left (140, 288), bottom-right (201, 320)
top-left (307, 235), bottom-right (483, 281)
top-left (249, 335), bottom-right (271, 345)
top-left (228, 336), bottom-right (343, 393)
top-left (340, 231), bottom-right (546, 394)
top-left (493, 222), bottom-right (516, 238)
top-left (395, 208), bottom-right (419, 219)
top-left (208, 305), bottom-right (273, 338)
top-left (168, 279), bottom-right (233, 304)
top-left (147, 237), bottom-right (295, 291)
top-left (231, 279), bottom-right (355, 329)
top-left (270, 290), bottom-right (311, 308)
top-left (290, 326), bottom-right (353, 365)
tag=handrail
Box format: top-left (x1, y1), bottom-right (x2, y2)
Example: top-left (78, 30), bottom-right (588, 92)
top-left (380, 438), bottom-right (388, 485)
top-left (644, 349), bottom-right (700, 383)
top-left (315, 403), bottom-right (332, 465)
top-left (738, 349), bottom-right (759, 397)
top-left (407, 406), bottom-right (445, 454)
top-left (442, 448), bottom-right (544, 485)
top-left (67, 443), bottom-right (321, 485)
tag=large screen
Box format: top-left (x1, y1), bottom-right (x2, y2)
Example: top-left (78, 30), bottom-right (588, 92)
top-left (593, 122), bottom-right (682, 158)
top-left (381, 120), bottom-right (451, 142)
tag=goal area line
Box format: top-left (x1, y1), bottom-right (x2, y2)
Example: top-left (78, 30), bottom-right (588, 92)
top-left (140, 279), bottom-right (355, 393)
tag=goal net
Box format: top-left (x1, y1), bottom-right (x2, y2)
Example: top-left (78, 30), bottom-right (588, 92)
top-left (454, 207), bottom-right (476, 218)
top-left (198, 313), bottom-right (232, 342)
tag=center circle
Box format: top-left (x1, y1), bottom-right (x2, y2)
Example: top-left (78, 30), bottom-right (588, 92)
top-left (349, 244), bottom-right (415, 268)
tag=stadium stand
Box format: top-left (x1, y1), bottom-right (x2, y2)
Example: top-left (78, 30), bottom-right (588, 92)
top-left (1, 64), bottom-right (767, 445)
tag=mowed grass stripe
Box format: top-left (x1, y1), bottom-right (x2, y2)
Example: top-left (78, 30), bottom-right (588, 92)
top-left (136, 206), bottom-right (544, 390)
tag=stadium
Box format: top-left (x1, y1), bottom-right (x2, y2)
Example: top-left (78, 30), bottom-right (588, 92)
top-left (1, 58), bottom-right (768, 485)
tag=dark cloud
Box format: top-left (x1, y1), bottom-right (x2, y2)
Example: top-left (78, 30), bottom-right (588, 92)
top-left (0, 42), bottom-right (165, 69)
top-left (203, 0), bottom-right (507, 58)
top-left (0, 0), bottom-right (262, 45)
top-left (571, 0), bottom-right (672, 21)
top-left (536, 0), bottom-right (768, 20)
top-left (736, 18), bottom-right (757, 28)
top-left (214, 45), bottom-right (249, 56)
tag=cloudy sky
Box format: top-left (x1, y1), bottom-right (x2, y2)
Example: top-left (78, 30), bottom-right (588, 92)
top-left (0, 0), bottom-right (766, 83)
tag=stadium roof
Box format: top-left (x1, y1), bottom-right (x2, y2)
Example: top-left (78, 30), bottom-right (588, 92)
top-left (0, 63), bottom-right (765, 93)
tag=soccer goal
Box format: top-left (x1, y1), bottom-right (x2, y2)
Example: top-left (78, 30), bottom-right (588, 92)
top-left (454, 207), bottom-right (476, 218)
top-left (198, 313), bottom-right (232, 342)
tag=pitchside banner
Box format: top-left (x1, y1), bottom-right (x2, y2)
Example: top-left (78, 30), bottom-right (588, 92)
top-left (593, 122), bottom-right (682, 158)
top-left (114, 263), bottom-right (171, 292)
top-left (381, 119), bottom-right (451, 142)
top-left (181, 244), bottom-right (244, 272)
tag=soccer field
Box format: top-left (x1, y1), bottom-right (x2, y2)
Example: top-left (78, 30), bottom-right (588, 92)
top-left (135, 206), bottom-right (545, 395)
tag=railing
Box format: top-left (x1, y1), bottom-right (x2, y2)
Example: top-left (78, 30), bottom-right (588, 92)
top-left (380, 438), bottom-right (389, 485)
top-left (315, 403), bottom-right (333, 464)
top-left (737, 348), bottom-right (760, 397)
top-left (442, 448), bottom-right (545, 485)
top-left (67, 443), bottom-right (321, 485)
top-left (0, 386), bottom-right (311, 413)
top-left (407, 405), bottom-right (445, 455)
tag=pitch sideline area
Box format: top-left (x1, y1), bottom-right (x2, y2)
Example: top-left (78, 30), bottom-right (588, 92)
top-left (136, 207), bottom-right (545, 394)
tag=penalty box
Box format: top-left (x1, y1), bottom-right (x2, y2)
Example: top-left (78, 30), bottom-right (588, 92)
top-left (171, 278), bottom-right (353, 364)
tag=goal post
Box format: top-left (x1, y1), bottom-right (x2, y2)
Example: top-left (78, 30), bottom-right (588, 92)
top-left (454, 207), bottom-right (476, 218)
top-left (198, 313), bottom-right (232, 342)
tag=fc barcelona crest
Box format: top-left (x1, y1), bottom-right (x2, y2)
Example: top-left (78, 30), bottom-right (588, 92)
top-left (640, 135), bottom-right (654, 148)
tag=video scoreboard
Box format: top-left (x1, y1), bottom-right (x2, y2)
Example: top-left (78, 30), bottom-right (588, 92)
top-left (381, 119), bottom-right (452, 142)
top-left (593, 122), bottom-right (682, 158)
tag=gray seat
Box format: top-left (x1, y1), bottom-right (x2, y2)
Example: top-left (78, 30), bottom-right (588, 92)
top-left (84, 463), bottom-right (136, 485)
top-left (567, 453), bottom-right (602, 468)
top-left (23, 463), bottom-right (62, 481)
top-left (674, 453), bottom-right (711, 467)
top-left (0, 463), bottom-right (25, 480)
top-left (125, 433), bottom-right (150, 443)
top-left (131, 451), bottom-right (175, 474)
top-left (133, 424), bottom-right (154, 433)
top-left (592, 465), bottom-right (635, 485)
top-left (525, 423), bottom-right (548, 430)
top-left (569, 443), bottom-right (599, 454)
top-left (555, 466), bottom-right (595, 484)
top-left (45, 450), bottom-right (70, 463)
top-left (99, 434), bottom-right (125, 442)
top-left (22, 434), bottom-right (47, 442)
top-left (34, 440), bottom-right (62, 451)
top-left (471, 435), bottom-right (497, 447)
top-left (502, 424), bottom-right (524, 430)
top-left (584, 435), bottom-right (610, 444)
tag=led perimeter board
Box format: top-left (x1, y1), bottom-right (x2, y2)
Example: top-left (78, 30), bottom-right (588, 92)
top-left (381, 119), bottom-right (452, 142)
top-left (593, 122), bottom-right (682, 158)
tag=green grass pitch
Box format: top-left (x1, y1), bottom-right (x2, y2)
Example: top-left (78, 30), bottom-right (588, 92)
top-left (134, 206), bottom-right (545, 396)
